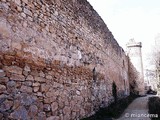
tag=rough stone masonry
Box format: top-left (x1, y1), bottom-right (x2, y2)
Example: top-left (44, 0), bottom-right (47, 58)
top-left (0, 0), bottom-right (131, 119)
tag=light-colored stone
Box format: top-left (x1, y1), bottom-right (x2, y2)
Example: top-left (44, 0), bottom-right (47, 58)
top-left (37, 92), bottom-right (43, 97)
top-left (17, 6), bottom-right (22, 12)
top-left (24, 65), bottom-right (31, 72)
top-left (76, 90), bottom-right (81, 95)
top-left (46, 74), bottom-right (52, 80)
top-left (32, 82), bottom-right (40, 87)
top-left (39, 71), bottom-right (45, 77)
top-left (33, 86), bottom-right (39, 92)
top-left (4, 66), bottom-right (23, 75)
top-left (21, 12), bottom-right (26, 18)
top-left (24, 8), bottom-right (32, 16)
top-left (51, 102), bottom-right (58, 113)
top-left (26, 75), bottom-right (34, 81)
top-left (1, 0), bottom-right (6, 2)
top-left (34, 77), bottom-right (46, 82)
top-left (23, 21), bottom-right (28, 28)
top-left (14, 0), bottom-right (21, 6)
top-left (12, 42), bottom-right (22, 50)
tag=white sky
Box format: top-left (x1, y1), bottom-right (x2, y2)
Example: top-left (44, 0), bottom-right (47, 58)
top-left (87, 0), bottom-right (160, 69)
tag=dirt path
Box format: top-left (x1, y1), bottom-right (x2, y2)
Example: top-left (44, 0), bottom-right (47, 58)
top-left (117, 96), bottom-right (151, 120)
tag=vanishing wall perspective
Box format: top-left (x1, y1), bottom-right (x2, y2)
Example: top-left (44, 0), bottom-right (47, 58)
top-left (0, 0), bottom-right (130, 119)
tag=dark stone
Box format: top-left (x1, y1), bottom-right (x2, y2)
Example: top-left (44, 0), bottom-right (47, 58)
top-left (7, 80), bottom-right (16, 88)
top-left (0, 113), bottom-right (3, 119)
top-left (0, 77), bottom-right (9, 83)
top-left (29, 105), bottom-right (38, 118)
top-left (38, 112), bottom-right (46, 120)
top-left (43, 104), bottom-right (51, 112)
top-left (17, 93), bottom-right (36, 106)
top-left (7, 81), bottom-right (17, 94)
top-left (0, 99), bottom-right (13, 112)
top-left (9, 106), bottom-right (29, 120)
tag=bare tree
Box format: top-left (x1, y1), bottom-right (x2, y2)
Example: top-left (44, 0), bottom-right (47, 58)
top-left (149, 34), bottom-right (160, 94)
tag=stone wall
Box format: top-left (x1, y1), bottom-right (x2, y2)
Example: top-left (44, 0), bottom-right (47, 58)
top-left (0, 0), bottom-right (130, 119)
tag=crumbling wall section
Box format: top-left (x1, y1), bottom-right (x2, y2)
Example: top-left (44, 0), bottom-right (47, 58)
top-left (0, 0), bottom-right (129, 119)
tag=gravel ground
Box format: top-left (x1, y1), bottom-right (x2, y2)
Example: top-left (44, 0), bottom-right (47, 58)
top-left (117, 96), bottom-right (151, 120)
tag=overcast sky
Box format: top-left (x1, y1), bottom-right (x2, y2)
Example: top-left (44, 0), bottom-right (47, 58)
top-left (87, 0), bottom-right (160, 69)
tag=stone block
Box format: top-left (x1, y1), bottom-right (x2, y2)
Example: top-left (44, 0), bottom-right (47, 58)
top-left (43, 104), bottom-right (51, 112)
top-left (30, 70), bottom-right (39, 77)
top-left (33, 82), bottom-right (40, 87)
top-left (0, 100), bottom-right (13, 112)
top-left (46, 74), bottom-right (52, 80)
top-left (20, 85), bottom-right (32, 93)
top-left (24, 65), bottom-right (31, 72)
top-left (46, 116), bottom-right (60, 120)
top-left (10, 74), bottom-right (25, 81)
top-left (37, 92), bottom-right (43, 97)
top-left (0, 84), bottom-right (6, 93)
top-left (0, 77), bottom-right (9, 83)
top-left (26, 75), bottom-right (34, 81)
top-left (14, 0), bottom-right (21, 6)
top-left (38, 112), bottom-right (46, 120)
top-left (34, 76), bottom-right (46, 82)
top-left (4, 66), bottom-right (23, 75)
top-left (22, 0), bottom-right (28, 4)
top-left (33, 86), bottom-right (39, 92)
top-left (9, 106), bottom-right (29, 120)
top-left (41, 84), bottom-right (50, 92)
top-left (23, 81), bottom-right (32, 86)
top-left (19, 93), bottom-right (36, 106)
top-left (29, 105), bottom-right (38, 118)
top-left (39, 71), bottom-right (45, 77)
top-left (24, 8), bottom-right (32, 16)
top-left (7, 80), bottom-right (16, 88)
top-left (16, 6), bottom-right (22, 12)
top-left (0, 69), bottom-right (5, 77)
top-left (63, 106), bottom-right (71, 115)
top-left (12, 42), bottom-right (22, 50)
top-left (4, 55), bottom-right (15, 61)
top-left (21, 12), bottom-right (26, 18)
top-left (51, 102), bottom-right (58, 114)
